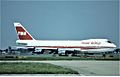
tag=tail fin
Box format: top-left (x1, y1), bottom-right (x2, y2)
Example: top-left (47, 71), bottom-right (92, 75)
top-left (14, 22), bottom-right (35, 40)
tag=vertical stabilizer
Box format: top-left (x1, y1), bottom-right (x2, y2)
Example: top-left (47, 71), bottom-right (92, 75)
top-left (14, 22), bottom-right (35, 40)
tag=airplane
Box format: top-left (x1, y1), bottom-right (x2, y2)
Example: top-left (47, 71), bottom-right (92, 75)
top-left (13, 22), bottom-right (117, 55)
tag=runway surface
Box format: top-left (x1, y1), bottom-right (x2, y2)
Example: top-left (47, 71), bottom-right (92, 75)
top-left (0, 60), bottom-right (119, 76)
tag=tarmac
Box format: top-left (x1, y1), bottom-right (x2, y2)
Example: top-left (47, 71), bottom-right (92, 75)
top-left (0, 60), bottom-right (120, 76)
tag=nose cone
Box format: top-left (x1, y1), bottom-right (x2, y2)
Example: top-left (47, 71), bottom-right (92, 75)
top-left (112, 44), bottom-right (117, 48)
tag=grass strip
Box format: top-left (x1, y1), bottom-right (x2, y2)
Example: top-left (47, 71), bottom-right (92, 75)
top-left (0, 56), bottom-right (119, 60)
top-left (0, 62), bottom-right (79, 74)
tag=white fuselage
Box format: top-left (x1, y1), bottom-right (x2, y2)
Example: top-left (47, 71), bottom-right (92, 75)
top-left (16, 39), bottom-right (116, 52)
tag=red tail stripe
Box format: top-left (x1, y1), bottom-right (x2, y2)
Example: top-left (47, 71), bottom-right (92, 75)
top-left (16, 27), bottom-right (33, 40)
top-left (16, 27), bottom-right (25, 31)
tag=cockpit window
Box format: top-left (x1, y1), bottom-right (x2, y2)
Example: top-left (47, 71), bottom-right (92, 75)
top-left (107, 41), bottom-right (112, 43)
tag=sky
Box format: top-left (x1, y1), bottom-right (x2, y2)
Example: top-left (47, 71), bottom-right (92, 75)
top-left (0, 0), bottom-right (119, 49)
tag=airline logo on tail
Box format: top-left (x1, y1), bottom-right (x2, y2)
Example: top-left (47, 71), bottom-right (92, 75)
top-left (14, 23), bottom-right (35, 40)
top-left (18, 31), bottom-right (26, 36)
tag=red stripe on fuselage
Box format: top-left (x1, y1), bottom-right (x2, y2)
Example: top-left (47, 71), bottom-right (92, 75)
top-left (25, 46), bottom-right (114, 50)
